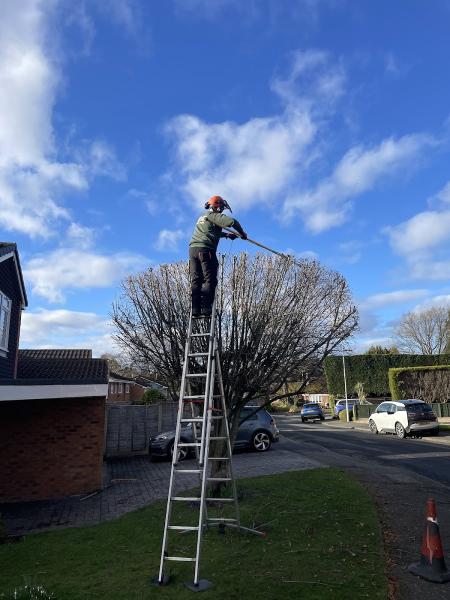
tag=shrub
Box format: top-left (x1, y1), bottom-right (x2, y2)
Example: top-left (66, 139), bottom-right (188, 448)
top-left (288, 404), bottom-right (300, 413)
top-left (139, 388), bottom-right (165, 405)
top-left (388, 365), bottom-right (450, 402)
top-left (338, 406), bottom-right (353, 421)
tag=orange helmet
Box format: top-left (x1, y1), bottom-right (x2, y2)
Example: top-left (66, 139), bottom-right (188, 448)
top-left (205, 195), bottom-right (232, 212)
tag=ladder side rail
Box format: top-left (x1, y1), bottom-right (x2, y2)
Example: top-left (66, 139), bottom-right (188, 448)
top-left (198, 296), bottom-right (217, 465)
top-left (158, 312), bottom-right (194, 582)
top-left (193, 350), bottom-right (216, 586)
top-left (215, 346), bottom-right (240, 527)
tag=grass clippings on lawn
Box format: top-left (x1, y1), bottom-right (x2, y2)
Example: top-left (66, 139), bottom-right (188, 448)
top-left (0, 469), bottom-right (388, 600)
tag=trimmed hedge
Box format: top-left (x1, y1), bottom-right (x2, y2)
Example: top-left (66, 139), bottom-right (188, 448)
top-left (389, 364), bottom-right (450, 402)
top-left (324, 353), bottom-right (450, 397)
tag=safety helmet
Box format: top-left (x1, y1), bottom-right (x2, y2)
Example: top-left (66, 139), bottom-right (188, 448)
top-left (204, 195), bottom-right (232, 212)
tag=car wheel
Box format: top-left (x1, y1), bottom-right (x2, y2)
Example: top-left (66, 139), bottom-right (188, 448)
top-left (301, 417), bottom-right (306, 423)
top-left (395, 422), bottom-right (406, 439)
top-left (251, 431), bottom-right (272, 452)
top-left (368, 419), bottom-right (378, 434)
top-left (320, 416), bottom-right (325, 421)
top-left (169, 441), bottom-right (188, 461)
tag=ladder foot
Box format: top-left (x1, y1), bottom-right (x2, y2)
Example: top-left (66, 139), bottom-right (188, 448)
top-left (151, 574), bottom-right (171, 586)
top-left (184, 579), bottom-right (214, 592)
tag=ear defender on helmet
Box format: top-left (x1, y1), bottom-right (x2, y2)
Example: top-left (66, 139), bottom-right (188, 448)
top-left (206, 195), bottom-right (233, 212)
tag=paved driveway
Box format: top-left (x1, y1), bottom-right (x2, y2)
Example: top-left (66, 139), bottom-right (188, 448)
top-left (1, 439), bottom-right (322, 535)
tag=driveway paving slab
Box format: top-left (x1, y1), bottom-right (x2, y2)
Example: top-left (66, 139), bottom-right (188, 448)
top-left (0, 442), bottom-right (321, 535)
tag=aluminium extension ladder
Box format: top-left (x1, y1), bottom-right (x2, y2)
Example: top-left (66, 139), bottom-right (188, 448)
top-left (154, 298), bottom-right (245, 592)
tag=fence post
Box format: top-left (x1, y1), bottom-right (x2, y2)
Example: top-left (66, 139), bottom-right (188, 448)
top-left (157, 402), bottom-right (162, 433)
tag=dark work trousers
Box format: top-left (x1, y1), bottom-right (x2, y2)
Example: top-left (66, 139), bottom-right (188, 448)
top-left (189, 247), bottom-right (219, 315)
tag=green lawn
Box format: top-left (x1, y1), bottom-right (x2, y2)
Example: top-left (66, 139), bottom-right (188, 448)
top-left (440, 424), bottom-right (450, 431)
top-left (0, 469), bottom-right (388, 600)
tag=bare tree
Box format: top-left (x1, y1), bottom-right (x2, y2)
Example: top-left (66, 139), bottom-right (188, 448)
top-left (395, 306), bottom-right (450, 355)
top-left (111, 253), bottom-right (358, 437)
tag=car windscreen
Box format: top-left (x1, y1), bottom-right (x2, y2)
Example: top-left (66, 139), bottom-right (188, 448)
top-left (405, 403), bottom-right (432, 413)
top-left (240, 409), bottom-right (259, 420)
top-left (303, 404), bottom-right (319, 408)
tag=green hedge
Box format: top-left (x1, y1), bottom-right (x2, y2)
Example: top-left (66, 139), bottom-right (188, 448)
top-left (324, 353), bottom-right (450, 397)
top-left (388, 364), bottom-right (450, 402)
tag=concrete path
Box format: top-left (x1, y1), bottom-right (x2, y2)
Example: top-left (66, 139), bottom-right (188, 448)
top-left (1, 439), bottom-right (322, 535)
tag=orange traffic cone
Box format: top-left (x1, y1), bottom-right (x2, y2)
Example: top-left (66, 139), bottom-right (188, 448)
top-left (408, 498), bottom-right (450, 583)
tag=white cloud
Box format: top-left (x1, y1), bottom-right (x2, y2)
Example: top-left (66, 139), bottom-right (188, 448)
top-left (125, 188), bottom-right (159, 215)
top-left (408, 261), bottom-right (450, 281)
top-left (20, 308), bottom-right (117, 356)
top-left (386, 209), bottom-right (450, 256)
top-left (24, 249), bottom-right (148, 302)
top-left (66, 222), bottom-right (96, 249)
top-left (165, 50), bottom-right (346, 212)
top-left (174, 0), bottom-right (334, 22)
top-left (271, 49), bottom-right (346, 108)
top-left (154, 229), bottom-right (185, 252)
top-left (283, 134), bottom-right (434, 233)
top-left (0, 1), bottom-right (125, 238)
top-left (360, 289), bottom-right (428, 310)
top-left (411, 294), bottom-right (450, 312)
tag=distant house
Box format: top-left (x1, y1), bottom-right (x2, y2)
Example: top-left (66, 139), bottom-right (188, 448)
top-left (303, 393), bottom-right (330, 406)
top-left (0, 243), bottom-right (27, 379)
top-left (108, 371), bottom-right (168, 405)
top-left (0, 242), bottom-right (109, 503)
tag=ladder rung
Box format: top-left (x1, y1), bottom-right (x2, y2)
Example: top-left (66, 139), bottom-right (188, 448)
top-left (207, 477), bottom-right (232, 482)
top-left (210, 436), bottom-right (227, 440)
top-left (188, 352), bottom-right (209, 357)
top-left (165, 556), bottom-right (196, 562)
top-left (208, 457), bottom-right (230, 461)
top-left (191, 332), bottom-right (211, 337)
top-left (183, 395), bottom-right (205, 400)
top-left (181, 418), bottom-right (203, 423)
top-left (207, 518), bottom-right (238, 522)
top-left (174, 468), bottom-right (202, 474)
top-left (178, 443), bottom-right (201, 447)
top-left (172, 496), bottom-right (200, 501)
top-left (206, 498), bottom-right (235, 502)
top-left (186, 373), bottom-right (207, 378)
top-left (211, 415), bottom-right (224, 420)
top-left (168, 526), bottom-right (199, 531)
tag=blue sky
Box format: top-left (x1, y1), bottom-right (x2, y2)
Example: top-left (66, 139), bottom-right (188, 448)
top-left (2, 0), bottom-right (450, 356)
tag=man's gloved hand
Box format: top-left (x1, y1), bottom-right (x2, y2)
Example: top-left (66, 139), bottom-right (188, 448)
top-left (240, 231), bottom-right (248, 240)
top-left (227, 233), bottom-right (237, 240)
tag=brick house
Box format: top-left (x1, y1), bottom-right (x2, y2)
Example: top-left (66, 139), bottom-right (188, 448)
top-left (0, 243), bottom-right (108, 503)
top-left (108, 372), bottom-right (168, 405)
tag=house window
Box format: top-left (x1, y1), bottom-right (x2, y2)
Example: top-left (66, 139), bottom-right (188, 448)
top-left (125, 384), bottom-right (130, 394)
top-left (0, 292), bottom-right (11, 351)
top-left (118, 383), bottom-right (123, 393)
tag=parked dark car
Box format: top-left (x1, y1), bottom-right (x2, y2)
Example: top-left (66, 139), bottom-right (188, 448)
top-left (150, 406), bottom-right (279, 460)
top-left (301, 403), bottom-right (325, 422)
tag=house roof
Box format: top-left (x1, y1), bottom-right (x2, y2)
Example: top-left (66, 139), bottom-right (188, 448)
top-left (0, 242), bottom-right (28, 307)
top-left (19, 349), bottom-right (92, 360)
top-left (1, 357), bottom-right (108, 386)
top-left (109, 371), bottom-right (167, 389)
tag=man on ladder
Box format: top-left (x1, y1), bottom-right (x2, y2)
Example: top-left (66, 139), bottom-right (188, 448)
top-left (189, 195), bottom-right (247, 318)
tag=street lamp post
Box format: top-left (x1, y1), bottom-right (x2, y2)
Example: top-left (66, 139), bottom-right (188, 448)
top-left (342, 354), bottom-right (349, 423)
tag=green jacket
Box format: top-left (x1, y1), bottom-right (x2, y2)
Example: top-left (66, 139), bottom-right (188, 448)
top-left (189, 211), bottom-right (237, 251)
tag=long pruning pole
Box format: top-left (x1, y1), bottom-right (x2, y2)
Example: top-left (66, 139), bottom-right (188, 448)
top-left (221, 224), bottom-right (303, 266)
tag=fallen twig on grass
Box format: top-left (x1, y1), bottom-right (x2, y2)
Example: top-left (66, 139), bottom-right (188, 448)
top-left (282, 578), bottom-right (344, 586)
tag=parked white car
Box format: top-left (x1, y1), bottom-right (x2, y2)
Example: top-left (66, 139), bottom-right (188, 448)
top-left (368, 399), bottom-right (439, 438)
